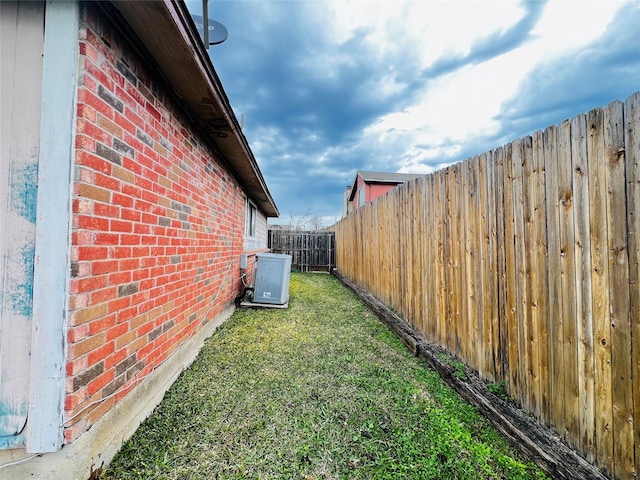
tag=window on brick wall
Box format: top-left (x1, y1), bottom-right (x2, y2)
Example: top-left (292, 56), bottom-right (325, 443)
top-left (245, 200), bottom-right (256, 237)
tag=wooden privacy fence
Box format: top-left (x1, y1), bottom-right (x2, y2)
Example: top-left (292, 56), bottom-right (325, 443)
top-left (268, 230), bottom-right (335, 272)
top-left (332, 92), bottom-right (639, 480)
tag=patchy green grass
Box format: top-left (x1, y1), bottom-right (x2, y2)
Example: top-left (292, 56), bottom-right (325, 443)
top-left (100, 273), bottom-right (548, 480)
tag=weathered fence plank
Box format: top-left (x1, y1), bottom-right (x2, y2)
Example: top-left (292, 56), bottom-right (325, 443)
top-left (512, 138), bottom-right (530, 412)
top-left (605, 101), bottom-right (634, 480)
top-left (571, 113), bottom-right (596, 461)
top-left (485, 150), bottom-right (500, 382)
top-left (557, 118), bottom-right (580, 447)
top-left (543, 124), bottom-right (564, 435)
top-left (587, 105), bottom-right (614, 474)
top-left (624, 92), bottom-right (640, 480)
top-left (494, 146), bottom-right (508, 382)
top-left (435, 170), bottom-right (447, 347)
top-left (502, 142), bottom-right (520, 398)
top-left (462, 158), bottom-right (474, 368)
top-left (479, 154), bottom-right (492, 381)
top-left (520, 136), bottom-right (535, 416)
top-left (532, 130), bottom-right (548, 422)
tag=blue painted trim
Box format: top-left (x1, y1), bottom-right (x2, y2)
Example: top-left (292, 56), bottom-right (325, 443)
top-left (0, 432), bottom-right (25, 450)
top-left (27, 0), bottom-right (78, 453)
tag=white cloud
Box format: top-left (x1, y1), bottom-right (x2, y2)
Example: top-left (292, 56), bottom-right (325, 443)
top-left (531, 0), bottom-right (623, 54)
top-left (346, 0), bottom-right (631, 173)
top-left (326, 1), bottom-right (525, 66)
top-left (195, 0), bottom-right (638, 220)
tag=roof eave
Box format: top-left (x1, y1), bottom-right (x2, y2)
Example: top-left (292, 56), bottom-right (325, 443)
top-left (107, 0), bottom-right (279, 217)
top-left (348, 174), bottom-right (360, 201)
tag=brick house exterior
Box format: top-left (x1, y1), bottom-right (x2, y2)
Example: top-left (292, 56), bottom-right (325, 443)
top-left (1, 1), bottom-right (277, 478)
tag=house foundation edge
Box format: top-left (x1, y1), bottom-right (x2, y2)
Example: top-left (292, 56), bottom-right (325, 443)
top-left (1, 304), bottom-right (235, 480)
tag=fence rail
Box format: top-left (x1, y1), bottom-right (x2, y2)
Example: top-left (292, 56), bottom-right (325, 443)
top-left (269, 230), bottom-right (335, 272)
top-left (332, 92), bottom-right (639, 479)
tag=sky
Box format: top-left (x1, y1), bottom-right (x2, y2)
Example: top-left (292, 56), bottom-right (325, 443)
top-left (185, 0), bottom-right (640, 227)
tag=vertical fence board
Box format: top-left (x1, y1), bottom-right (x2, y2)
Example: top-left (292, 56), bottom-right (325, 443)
top-left (399, 188), bottom-right (405, 315)
top-left (387, 198), bottom-right (395, 307)
top-left (513, 138), bottom-right (531, 411)
top-left (452, 165), bottom-right (458, 356)
top-left (474, 156), bottom-right (486, 377)
top-left (403, 185), bottom-right (411, 320)
top-left (446, 168), bottom-right (455, 353)
top-left (494, 147), bottom-right (508, 381)
top-left (502, 143), bottom-right (520, 397)
top-left (445, 167), bottom-right (454, 353)
top-left (521, 137), bottom-right (534, 415)
top-left (558, 119), bottom-right (580, 445)
top-left (448, 165), bottom-right (464, 356)
top-left (421, 178), bottom-right (428, 331)
top-left (623, 92), bottom-right (640, 480)
top-left (364, 206), bottom-right (370, 290)
top-left (432, 175), bottom-right (440, 335)
top-left (443, 168), bottom-right (453, 351)
top-left (371, 203), bottom-right (378, 294)
top-left (473, 156), bottom-right (483, 375)
top-left (394, 192), bottom-right (402, 312)
top-left (380, 199), bottom-right (386, 299)
top-left (462, 159), bottom-right (474, 366)
top-left (406, 180), bottom-right (423, 329)
top-left (523, 136), bottom-right (540, 418)
top-left (419, 176), bottom-right (429, 335)
top-left (400, 188), bottom-right (406, 316)
top-left (376, 201), bottom-right (382, 296)
top-left (412, 180), bottom-right (421, 331)
top-left (605, 101), bottom-right (635, 479)
top-left (544, 124), bottom-right (565, 433)
top-left (457, 163), bottom-right (467, 359)
top-left (436, 170), bottom-right (447, 347)
top-left (587, 105), bottom-right (614, 474)
top-left (531, 131), bottom-right (547, 421)
top-left (571, 113), bottom-right (596, 460)
top-left (466, 158), bottom-right (476, 370)
top-left (479, 154), bottom-right (493, 381)
top-left (408, 181), bottom-right (418, 329)
top-left (407, 184), bottom-right (416, 326)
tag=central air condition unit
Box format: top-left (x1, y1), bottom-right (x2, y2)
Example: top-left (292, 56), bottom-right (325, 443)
top-left (236, 253), bottom-right (292, 308)
top-left (253, 253), bottom-right (292, 304)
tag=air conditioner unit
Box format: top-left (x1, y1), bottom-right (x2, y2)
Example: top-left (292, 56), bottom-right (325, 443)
top-left (252, 253), bottom-right (292, 305)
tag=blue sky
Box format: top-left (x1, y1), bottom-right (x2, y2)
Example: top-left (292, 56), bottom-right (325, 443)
top-left (186, 0), bottom-right (640, 226)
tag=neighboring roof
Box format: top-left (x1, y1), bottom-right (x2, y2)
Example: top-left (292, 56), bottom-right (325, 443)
top-left (102, 1), bottom-right (279, 217)
top-left (348, 171), bottom-right (424, 201)
top-left (357, 171), bottom-right (425, 183)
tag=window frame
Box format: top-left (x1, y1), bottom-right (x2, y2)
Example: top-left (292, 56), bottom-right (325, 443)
top-left (245, 199), bottom-right (257, 238)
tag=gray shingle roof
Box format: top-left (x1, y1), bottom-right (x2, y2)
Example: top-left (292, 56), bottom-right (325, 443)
top-left (356, 171), bottom-right (424, 183)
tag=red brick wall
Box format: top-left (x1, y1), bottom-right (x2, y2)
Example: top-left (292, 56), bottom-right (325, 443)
top-left (64, 3), bottom-right (250, 442)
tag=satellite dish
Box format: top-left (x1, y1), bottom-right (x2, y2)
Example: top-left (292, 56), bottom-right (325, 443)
top-left (191, 14), bottom-right (229, 46)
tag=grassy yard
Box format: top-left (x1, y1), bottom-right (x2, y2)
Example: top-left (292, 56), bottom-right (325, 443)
top-left (100, 273), bottom-right (548, 480)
